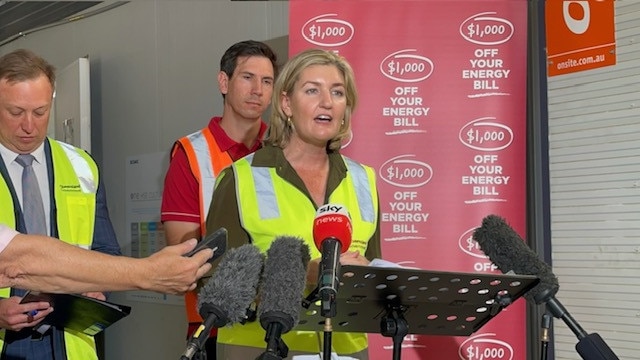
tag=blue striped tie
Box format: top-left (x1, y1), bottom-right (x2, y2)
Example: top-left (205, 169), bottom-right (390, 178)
top-left (15, 154), bottom-right (47, 235)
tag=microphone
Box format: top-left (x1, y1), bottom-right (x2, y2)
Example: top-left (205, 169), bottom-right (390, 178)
top-left (473, 214), bottom-right (620, 360)
top-left (180, 244), bottom-right (264, 360)
top-left (312, 204), bottom-right (352, 317)
top-left (257, 236), bottom-right (311, 359)
top-left (472, 214), bottom-right (558, 304)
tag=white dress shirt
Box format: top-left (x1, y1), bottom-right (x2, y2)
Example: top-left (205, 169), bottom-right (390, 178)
top-left (0, 141), bottom-right (51, 235)
top-left (0, 224), bottom-right (18, 254)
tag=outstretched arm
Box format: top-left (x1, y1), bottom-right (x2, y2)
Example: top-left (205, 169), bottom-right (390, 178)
top-left (0, 229), bottom-right (213, 294)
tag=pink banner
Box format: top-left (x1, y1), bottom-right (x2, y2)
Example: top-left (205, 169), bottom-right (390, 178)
top-left (290, 1), bottom-right (528, 359)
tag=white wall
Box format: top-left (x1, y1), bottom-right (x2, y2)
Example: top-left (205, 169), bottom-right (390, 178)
top-left (547, 2), bottom-right (640, 359)
top-left (0, 1), bottom-right (288, 359)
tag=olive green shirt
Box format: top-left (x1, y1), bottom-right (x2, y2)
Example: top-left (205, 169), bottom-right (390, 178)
top-left (205, 144), bottom-right (381, 261)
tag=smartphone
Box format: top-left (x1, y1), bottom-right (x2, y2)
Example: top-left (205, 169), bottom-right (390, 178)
top-left (183, 227), bottom-right (227, 262)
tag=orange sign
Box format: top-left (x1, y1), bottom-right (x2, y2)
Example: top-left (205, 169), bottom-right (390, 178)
top-left (546, 0), bottom-right (616, 76)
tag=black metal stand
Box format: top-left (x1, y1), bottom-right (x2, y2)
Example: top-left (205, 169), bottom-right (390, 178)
top-left (304, 285), bottom-right (338, 360)
top-left (322, 318), bottom-right (332, 360)
top-left (179, 314), bottom-right (219, 360)
top-left (193, 351), bottom-right (206, 360)
top-left (575, 333), bottom-right (619, 360)
top-left (300, 265), bottom-right (539, 359)
top-left (540, 313), bottom-right (552, 360)
top-left (543, 296), bottom-right (619, 360)
top-left (379, 303), bottom-right (409, 360)
top-left (255, 322), bottom-right (289, 360)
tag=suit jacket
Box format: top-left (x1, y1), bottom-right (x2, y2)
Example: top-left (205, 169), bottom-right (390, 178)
top-left (0, 139), bottom-right (120, 360)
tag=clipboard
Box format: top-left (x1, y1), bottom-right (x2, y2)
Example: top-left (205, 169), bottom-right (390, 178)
top-left (21, 291), bottom-right (132, 336)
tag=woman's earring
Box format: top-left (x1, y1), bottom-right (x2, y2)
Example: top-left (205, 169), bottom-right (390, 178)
top-left (341, 119), bottom-right (345, 126)
top-left (287, 117), bottom-right (292, 127)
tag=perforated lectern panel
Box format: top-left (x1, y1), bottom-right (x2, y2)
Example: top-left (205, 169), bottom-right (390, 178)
top-left (297, 265), bottom-right (538, 336)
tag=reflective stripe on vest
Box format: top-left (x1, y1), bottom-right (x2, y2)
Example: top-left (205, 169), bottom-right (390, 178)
top-left (343, 157), bottom-right (375, 223)
top-left (219, 154), bottom-right (378, 353)
top-left (57, 142), bottom-right (96, 194)
top-left (175, 127), bottom-right (232, 232)
top-left (240, 153), bottom-right (279, 220)
top-left (174, 128), bottom-right (232, 325)
top-left (0, 139), bottom-right (98, 359)
top-left (50, 140), bottom-right (97, 250)
top-left (244, 153), bottom-right (376, 224)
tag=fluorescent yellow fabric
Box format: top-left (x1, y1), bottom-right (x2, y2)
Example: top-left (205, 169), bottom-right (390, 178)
top-left (0, 139), bottom-right (98, 359)
top-left (216, 154), bottom-right (378, 354)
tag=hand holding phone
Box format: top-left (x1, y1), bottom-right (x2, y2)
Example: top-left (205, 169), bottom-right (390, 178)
top-left (183, 227), bottom-right (227, 262)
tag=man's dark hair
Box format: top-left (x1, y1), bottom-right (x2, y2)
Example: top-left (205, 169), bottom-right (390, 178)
top-left (219, 40), bottom-right (279, 80)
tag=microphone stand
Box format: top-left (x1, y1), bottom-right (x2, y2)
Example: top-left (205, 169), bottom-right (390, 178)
top-left (537, 289), bottom-right (619, 360)
top-left (317, 238), bottom-right (342, 360)
top-left (179, 304), bottom-right (229, 360)
top-left (380, 304), bottom-right (408, 360)
top-left (322, 318), bottom-right (333, 360)
top-left (320, 285), bottom-right (337, 360)
top-left (255, 322), bottom-right (288, 360)
top-left (540, 313), bottom-right (551, 360)
top-left (179, 315), bottom-right (217, 360)
top-left (303, 285), bottom-right (336, 360)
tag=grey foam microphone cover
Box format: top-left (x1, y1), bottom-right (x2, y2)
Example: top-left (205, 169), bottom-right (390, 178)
top-left (258, 236), bottom-right (311, 333)
top-left (197, 243), bottom-right (264, 324)
top-left (473, 214), bottom-right (559, 304)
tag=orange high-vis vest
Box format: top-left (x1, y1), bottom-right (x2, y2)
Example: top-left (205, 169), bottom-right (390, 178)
top-left (172, 127), bottom-right (232, 324)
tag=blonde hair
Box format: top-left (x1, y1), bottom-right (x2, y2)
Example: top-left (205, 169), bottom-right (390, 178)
top-left (266, 48), bottom-right (357, 151)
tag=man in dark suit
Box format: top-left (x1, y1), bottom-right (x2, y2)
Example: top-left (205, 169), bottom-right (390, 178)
top-left (0, 49), bottom-right (121, 360)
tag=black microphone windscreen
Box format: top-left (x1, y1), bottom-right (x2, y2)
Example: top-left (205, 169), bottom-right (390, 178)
top-left (197, 244), bottom-right (264, 324)
top-left (473, 214), bottom-right (559, 303)
top-left (258, 236), bottom-right (311, 333)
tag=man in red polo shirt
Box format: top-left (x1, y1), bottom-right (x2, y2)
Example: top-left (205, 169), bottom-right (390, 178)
top-left (160, 40), bottom-right (278, 360)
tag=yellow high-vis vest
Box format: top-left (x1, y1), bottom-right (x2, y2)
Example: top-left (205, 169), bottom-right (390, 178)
top-left (0, 139), bottom-right (99, 359)
top-left (217, 153), bottom-right (378, 355)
